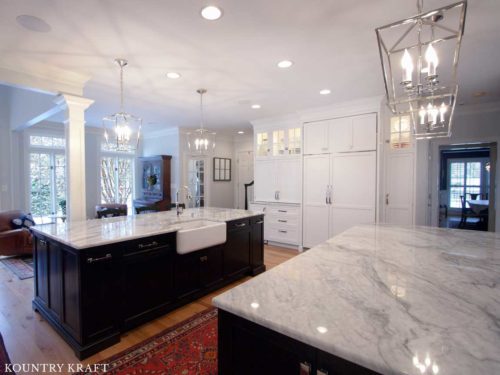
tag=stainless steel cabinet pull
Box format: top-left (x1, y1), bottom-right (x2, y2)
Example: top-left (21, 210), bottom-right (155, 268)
top-left (138, 241), bottom-right (159, 249)
top-left (278, 210), bottom-right (287, 213)
top-left (39, 239), bottom-right (47, 246)
top-left (385, 193), bottom-right (389, 205)
top-left (277, 191), bottom-right (280, 200)
top-left (200, 255), bottom-right (208, 262)
top-left (274, 191), bottom-right (278, 200)
top-left (317, 369), bottom-right (329, 375)
top-left (256, 220), bottom-right (264, 224)
top-left (300, 362), bottom-right (311, 375)
top-left (278, 230), bottom-right (288, 233)
top-left (235, 222), bottom-right (246, 227)
top-left (326, 185), bottom-right (329, 204)
top-left (328, 185), bottom-right (333, 204)
top-left (278, 219), bottom-right (287, 223)
top-left (87, 253), bottom-right (112, 264)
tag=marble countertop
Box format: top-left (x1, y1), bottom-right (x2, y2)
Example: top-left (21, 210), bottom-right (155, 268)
top-left (31, 207), bottom-right (261, 249)
top-left (213, 224), bottom-right (500, 375)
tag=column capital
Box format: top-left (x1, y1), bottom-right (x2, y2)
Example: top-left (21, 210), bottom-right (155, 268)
top-left (54, 93), bottom-right (94, 111)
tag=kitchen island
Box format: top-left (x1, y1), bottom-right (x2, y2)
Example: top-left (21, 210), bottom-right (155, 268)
top-left (213, 224), bottom-right (500, 375)
top-left (31, 207), bottom-right (265, 359)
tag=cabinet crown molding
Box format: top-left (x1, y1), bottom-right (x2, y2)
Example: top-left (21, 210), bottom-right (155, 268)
top-left (299, 96), bottom-right (384, 123)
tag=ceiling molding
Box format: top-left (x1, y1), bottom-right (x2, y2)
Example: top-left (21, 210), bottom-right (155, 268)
top-left (299, 96), bottom-right (384, 123)
top-left (0, 62), bottom-right (90, 96)
top-left (143, 127), bottom-right (179, 139)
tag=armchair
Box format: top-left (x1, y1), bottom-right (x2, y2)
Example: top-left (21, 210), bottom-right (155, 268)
top-left (0, 210), bottom-right (33, 257)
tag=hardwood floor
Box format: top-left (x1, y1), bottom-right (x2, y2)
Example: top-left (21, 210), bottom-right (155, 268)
top-left (0, 245), bottom-right (297, 373)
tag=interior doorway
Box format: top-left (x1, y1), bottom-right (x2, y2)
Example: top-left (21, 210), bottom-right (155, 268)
top-left (236, 151), bottom-right (253, 209)
top-left (438, 143), bottom-right (496, 231)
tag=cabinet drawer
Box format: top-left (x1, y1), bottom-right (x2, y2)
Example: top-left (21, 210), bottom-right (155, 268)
top-left (227, 218), bottom-right (250, 232)
top-left (266, 215), bottom-right (299, 227)
top-left (266, 227), bottom-right (299, 245)
top-left (266, 206), bottom-right (299, 217)
top-left (123, 233), bottom-right (175, 256)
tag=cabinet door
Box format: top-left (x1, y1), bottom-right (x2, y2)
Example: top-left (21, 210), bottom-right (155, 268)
top-left (34, 237), bottom-right (50, 309)
top-left (175, 252), bottom-right (202, 299)
top-left (121, 246), bottom-right (174, 328)
top-left (352, 113), bottom-right (377, 152)
top-left (219, 310), bottom-right (316, 375)
top-left (255, 131), bottom-right (270, 158)
top-left (250, 216), bottom-right (265, 275)
top-left (304, 120), bottom-right (329, 154)
top-left (81, 248), bottom-right (120, 343)
top-left (330, 117), bottom-right (353, 153)
top-left (224, 219), bottom-right (251, 278)
top-left (276, 158), bottom-right (301, 203)
top-left (330, 152), bottom-right (376, 237)
top-left (200, 246), bottom-right (223, 288)
top-left (303, 155), bottom-right (330, 248)
top-left (384, 152), bottom-right (414, 225)
top-left (254, 160), bottom-right (277, 202)
top-left (316, 349), bottom-right (379, 375)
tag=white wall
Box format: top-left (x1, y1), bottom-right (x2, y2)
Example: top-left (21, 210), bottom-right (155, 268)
top-left (0, 86), bottom-right (12, 210)
top-left (233, 134), bottom-right (254, 208)
top-left (142, 127), bottom-right (180, 203)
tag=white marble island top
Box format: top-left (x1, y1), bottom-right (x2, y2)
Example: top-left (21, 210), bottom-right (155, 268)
top-left (31, 207), bottom-right (261, 249)
top-left (213, 224), bottom-right (500, 375)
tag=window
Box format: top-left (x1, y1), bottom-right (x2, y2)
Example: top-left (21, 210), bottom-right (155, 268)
top-left (28, 135), bottom-right (66, 221)
top-left (390, 116), bottom-right (411, 149)
top-left (448, 159), bottom-right (488, 209)
top-left (188, 159), bottom-right (205, 207)
top-left (100, 156), bottom-right (135, 212)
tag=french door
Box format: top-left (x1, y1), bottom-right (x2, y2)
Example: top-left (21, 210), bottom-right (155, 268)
top-left (29, 151), bottom-right (66, 219)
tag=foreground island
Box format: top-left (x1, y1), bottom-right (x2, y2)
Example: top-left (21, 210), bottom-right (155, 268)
top-left (31, 208), bottom-right (265, 359)
top-left (213, 224), bottom-right (500, 375)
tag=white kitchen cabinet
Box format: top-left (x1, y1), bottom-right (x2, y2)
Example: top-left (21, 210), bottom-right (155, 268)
top-left (303, 155), bottom-right (330, 247)
top-left (254, 160), bottom-right (276, 202)
top-left (384, 151), bottom-right (414, 225)
top-left (303, 152), bottom-right (376, 248)
top-left (303, 120), bottom-right (329, 155)
top-left (304, 113), bottom-right (377, 154)
top-left (254, 158), bottom-right (301, 203)
top-left (249, 202), bottom-right (301, 247)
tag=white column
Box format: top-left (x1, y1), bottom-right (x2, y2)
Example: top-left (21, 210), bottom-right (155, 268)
top-left (54, 94), bottom-right (94, 222)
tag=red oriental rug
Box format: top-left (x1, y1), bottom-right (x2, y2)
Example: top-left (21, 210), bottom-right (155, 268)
top-left (78, 308), bottom-right (218, 375)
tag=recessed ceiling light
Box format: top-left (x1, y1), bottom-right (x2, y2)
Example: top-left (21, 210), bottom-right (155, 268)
top-left (238, 131), bottom-right (245, 134)
top-left (319, 89), bottom-right (331, 95)
top-left (16, 15), bottom-right (51, 33)
top-left (251, 104), bottom-right (261, 109)
top-left (201, 6), bottom-right (223, 20)
top-left (166, 72), bottom-right (181, 79)
top-left (277, 60), bottom-right (293, 69)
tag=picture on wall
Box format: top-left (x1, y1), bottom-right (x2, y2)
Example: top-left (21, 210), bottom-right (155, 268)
top-left (213, 157), bottom-right (231, 181)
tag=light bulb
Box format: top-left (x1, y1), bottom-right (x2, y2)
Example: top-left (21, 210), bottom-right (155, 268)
top-left (401, 49), bottom-right (413, 83)
top-left (439, 103), bottom-right (447, 123)
top-left (425, 43), bottom-right (439, 77)
top-left (419, 106), bottom-right (427, 125)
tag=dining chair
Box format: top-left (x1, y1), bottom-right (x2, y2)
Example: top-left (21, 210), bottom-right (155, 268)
top-left (458, 195), bottom-right (480, 228)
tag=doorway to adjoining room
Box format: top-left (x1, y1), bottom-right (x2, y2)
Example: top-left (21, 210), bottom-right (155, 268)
top-left (438, 143), bottom-right (496, 231)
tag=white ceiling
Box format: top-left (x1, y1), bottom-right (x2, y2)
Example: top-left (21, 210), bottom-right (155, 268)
top-left (0, 0), bottom-right (499, 134)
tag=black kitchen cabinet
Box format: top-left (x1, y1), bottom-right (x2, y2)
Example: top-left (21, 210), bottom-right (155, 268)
top-left (250, 216), bottom-right (266, 275)
top-left (175, 245), bottom-right (223, 299)
top-left (218, 310), bottom-right (380, 375)
top-left (121, 234), bottom-right (175, 330)
top-left (81, 247), bottom-right (121, 345)
top-left (32, 214), bottom-right (265, 359)
top-left (224, 218), bottom-right (251, 278)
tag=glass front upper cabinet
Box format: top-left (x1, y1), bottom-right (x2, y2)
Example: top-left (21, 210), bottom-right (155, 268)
top-left (288, 127), bottom-right (301, 155)
top-left (256, 127), bottom-right (302, 158)
top-left (256, 131), bottom-right (269, 157)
